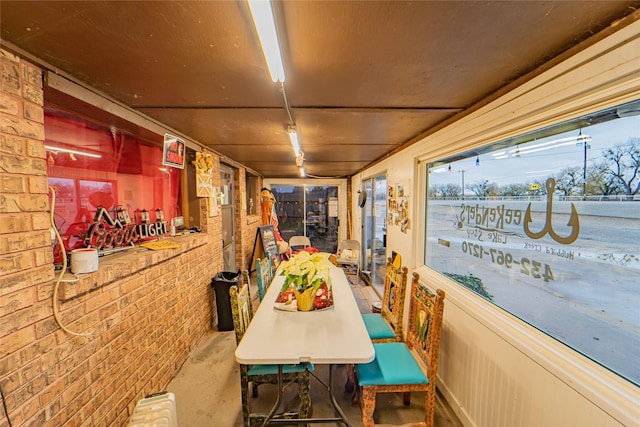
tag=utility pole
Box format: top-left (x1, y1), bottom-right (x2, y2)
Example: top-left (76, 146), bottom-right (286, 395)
top-left (583, 142), bottom-right (587, 197)
top-left (577, 132), bottom-right (591, 199)
top-left (459, 169), bottom-right (465, 200)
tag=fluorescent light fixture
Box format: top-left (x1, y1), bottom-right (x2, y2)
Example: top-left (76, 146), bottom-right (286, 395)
top-left (247, 0), bottom-right (285, 82)
top-left (45, 145), bottom-right (102, 159)
top-left (289, 129), bottom-right (301, 156)
top-left (299, 166), bottom-right (306, 177)
top-left (430, 167), bottom-right (448, 174)
top-left (509, 136), bottom-right (573, 154)
top-left (510, 135), bottom-right (591, 157)
top-left (515, 140), bottom-right (576, 156)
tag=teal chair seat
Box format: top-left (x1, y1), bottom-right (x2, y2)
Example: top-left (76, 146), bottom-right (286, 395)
top-left (248, 362), bottom-right (314, 376)
top-left (356, 343), bottom-right (428, 386)
top-left (355, 275), bottom-right (446, 427)
top-left (361, 313), bottom-right (396, 341)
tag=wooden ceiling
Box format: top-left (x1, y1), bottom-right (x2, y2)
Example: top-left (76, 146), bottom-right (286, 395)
top-left (2, 1), bottom-right (638, 178)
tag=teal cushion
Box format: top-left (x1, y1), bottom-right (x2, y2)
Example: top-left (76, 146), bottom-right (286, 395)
top-left (362, 313), bottom-right (396, 340)
top-left (356, 343), bottom-right (428, 386)
top-left (248, 362), bottom-right (313, 376)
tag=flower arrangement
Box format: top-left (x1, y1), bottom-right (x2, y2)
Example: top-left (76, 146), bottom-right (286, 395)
top-left (275, 251), bottom-right (334, 311)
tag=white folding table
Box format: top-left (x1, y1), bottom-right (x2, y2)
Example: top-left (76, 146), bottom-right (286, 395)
top-left (235, 265), bottom-right (374, 426)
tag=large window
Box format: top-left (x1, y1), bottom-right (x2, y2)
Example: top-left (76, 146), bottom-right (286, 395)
top-left (425, 100), bottom-right (639, 385)
top-left (46, 108), bottom-right (182, 260)
top-left (270, 185), bottom-right (339, 254)
top-left (246, 173), bottom-right (259, 215)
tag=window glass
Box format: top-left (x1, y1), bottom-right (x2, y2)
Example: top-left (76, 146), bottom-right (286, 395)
top-left (424, 100), bottom-right (640, 385)
top-left (46, 109), bottom-right (182, 259)
top-left (246, 173), bottom-right (259, 215)
top-left (270, 185), bottom-right (339, 253)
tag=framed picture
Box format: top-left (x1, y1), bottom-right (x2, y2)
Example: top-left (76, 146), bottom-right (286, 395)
top-left (193, 151), bottom-right (214, 197)
top-left (163, 133), bottom-right (186, 169)
top-left (210, 187), bottom-right (221, 217)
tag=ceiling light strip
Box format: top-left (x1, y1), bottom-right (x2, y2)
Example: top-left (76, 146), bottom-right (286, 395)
top-left (247, 0), bottom-right (306, 175)
top-left (288, 128), bottom-right (301, 156)
top-left (247, 0), bottom-right (285, 83)
top-left (45, 145), bottom-right (102, 158)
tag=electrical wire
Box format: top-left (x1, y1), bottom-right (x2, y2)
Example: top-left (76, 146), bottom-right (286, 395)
top-left (60, 273), bottom-right (80, 283)
top-left (305, 173), bottom-right (348, 179)
top-left (0, 383), bottom-right (11, 427)
top-left (279, 81), bottom-right (295, 126)
top-left (49, 186), bottom-right (92, 338)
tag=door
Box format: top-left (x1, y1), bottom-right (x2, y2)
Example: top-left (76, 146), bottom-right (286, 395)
top-left (361, 174), bottom-right (387, 295)
top-left (270, 185), bottom-right (340, 254)
top-left (220, 165), bottom-right (235, 271)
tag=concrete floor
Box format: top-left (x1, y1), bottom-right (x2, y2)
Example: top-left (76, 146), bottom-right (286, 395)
top-left (166, 273), bottom-right (462, 427)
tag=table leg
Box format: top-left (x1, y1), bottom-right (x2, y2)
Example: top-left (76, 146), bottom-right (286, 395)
top-left (260, 364), bottom-right (352, 426)
top-left (260, 365), bottom-right (284, 427)
top-left (328, 364), bottom-right (353, 427)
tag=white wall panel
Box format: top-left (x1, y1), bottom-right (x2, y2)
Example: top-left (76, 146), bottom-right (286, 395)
top-left (353, 19), bottom-right (640, 427)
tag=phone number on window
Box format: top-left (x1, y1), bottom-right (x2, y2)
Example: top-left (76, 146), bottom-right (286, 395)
top-left (461, 241), bottom-right (555, 282)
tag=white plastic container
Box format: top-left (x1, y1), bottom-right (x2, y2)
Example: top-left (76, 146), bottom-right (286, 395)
top-left (128, 392), bottom-right (177, 427)
top-left (70, 248), bottom-right (99, 274)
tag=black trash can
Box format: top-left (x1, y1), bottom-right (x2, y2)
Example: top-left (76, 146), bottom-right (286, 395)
top-left (211, 270), bottom-right (241, 331)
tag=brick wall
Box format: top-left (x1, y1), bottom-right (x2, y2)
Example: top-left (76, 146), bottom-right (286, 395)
top-left (0, 49), bottom-right (228, 426)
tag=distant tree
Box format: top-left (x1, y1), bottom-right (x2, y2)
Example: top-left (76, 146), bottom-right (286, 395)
top-left (586, 161), bottom-right (624, 196)
top-left (553, 166), bottom-right (582, 196)
top-left (486, 182), bottom-right (502, 197)
top-left (468, 180), bottom-right (490, 197)
top-left (501, 183), bottom-right (529, 197)
top-left (467, 180), bottom-right (502, 197)
top-left (441, 183), bottom-right (461, 198)
top-left (603, 137), bottom-right (640, 195)
top-left (429, 183), bottom-right (461, 198)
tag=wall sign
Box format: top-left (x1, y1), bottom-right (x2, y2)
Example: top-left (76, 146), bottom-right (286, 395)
top-left (192, 151), bottom-right (214, 197)
top-left (84, 206), bottom-right (168, 253)
top-left (163, 133), bottom-right (186, 169)
top-left (248, 225), bottom-right (281, 273)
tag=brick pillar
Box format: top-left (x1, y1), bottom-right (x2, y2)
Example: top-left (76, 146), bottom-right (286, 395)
top-left (0, 49), bottom-right (54, 426)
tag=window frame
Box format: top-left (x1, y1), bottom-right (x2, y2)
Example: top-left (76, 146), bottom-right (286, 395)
top-left (413, 108), bottom-right (639, 425)
top-left (44, 105), bottom-right (187, 255)
top-left (422, 102), bottom-right (639, 383)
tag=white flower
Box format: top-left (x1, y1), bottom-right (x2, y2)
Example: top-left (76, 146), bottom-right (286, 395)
top-left (277, 251), bottom-right (333, 291)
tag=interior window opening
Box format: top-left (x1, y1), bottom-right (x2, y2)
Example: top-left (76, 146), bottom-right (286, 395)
top-left (45, 107), bottom-right (184, 263)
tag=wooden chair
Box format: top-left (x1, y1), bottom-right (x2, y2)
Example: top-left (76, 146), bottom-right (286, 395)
top-left (255, 257), bottom-right (273, 302)
top-left (362, 258), bottom-right (409, 343)
top-left (335, 239), bottom-right (361, 278)
top-left (345, 259), bottom-right (409, 396)
top-left (229, 271), bottom-right (312, 426)
top-left (355, 273), bottom-right (446, 427)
